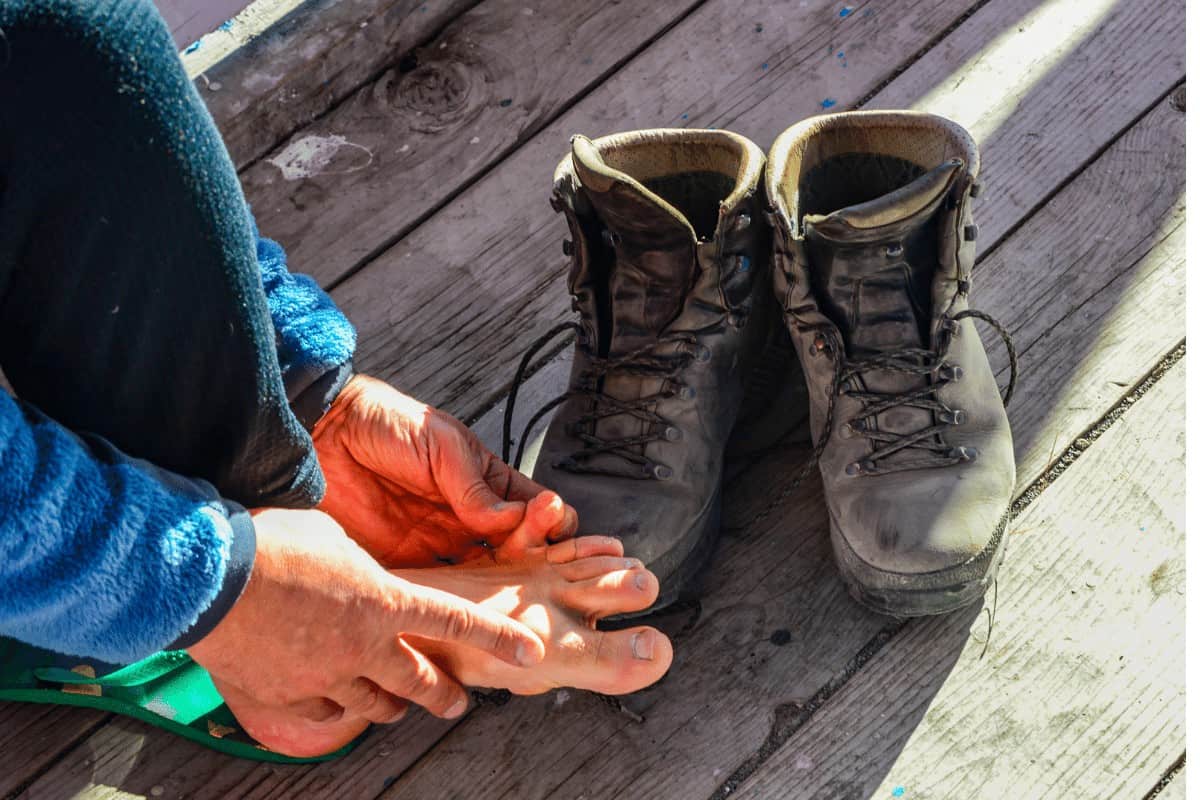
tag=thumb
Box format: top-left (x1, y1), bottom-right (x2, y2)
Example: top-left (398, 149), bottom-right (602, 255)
top-left (436, 445), bottom-right (525, 536)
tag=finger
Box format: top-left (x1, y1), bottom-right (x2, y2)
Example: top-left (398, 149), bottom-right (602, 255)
top-left (391, 578), bottom-right (546, 666)
top-left (328, 677), bottom-right (410, 724)
top-left (484, 463), bottom-right (578, 543)
top-left (554, 555), bottom-right (643, 582)
top-left (431, 427), bottom-right (526, 535)
top-left (545, 535), bottom-right (624, 564)
top-left (373, 637), bottom-right (470, 719)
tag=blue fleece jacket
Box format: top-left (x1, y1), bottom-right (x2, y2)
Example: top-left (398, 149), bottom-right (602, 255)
top-left (0, 237), bottom-right (356, 664)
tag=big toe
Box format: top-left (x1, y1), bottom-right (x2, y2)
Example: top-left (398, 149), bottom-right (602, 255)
top-left (574, 626), bottom-right (673, 695)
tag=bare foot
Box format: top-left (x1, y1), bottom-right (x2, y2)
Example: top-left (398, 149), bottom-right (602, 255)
top-left (216, 498), bottom-right (671, 756)
top-left (400, 534), bottom-right (673, 696)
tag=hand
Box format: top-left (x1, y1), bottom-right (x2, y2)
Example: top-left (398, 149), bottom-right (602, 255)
top-left (187, 508), bottom-right (546, 727)
top-left (312, 374), bottom-right (578, 567)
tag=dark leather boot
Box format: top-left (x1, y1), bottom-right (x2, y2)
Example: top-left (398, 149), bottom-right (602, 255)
top-left (507, 129), bottom-right (776, 610)
top-left (765, 111), bottom-right (1017, 616)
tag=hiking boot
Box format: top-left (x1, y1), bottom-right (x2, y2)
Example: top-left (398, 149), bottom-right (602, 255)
top-left (764, 111), bottom-right (1017, 617)
top-left (505, 129), bottom-right (779, 611)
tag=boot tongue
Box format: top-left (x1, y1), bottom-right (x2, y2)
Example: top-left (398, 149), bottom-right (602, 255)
top-left (571, 136), bottom-right (698, 355)
top-left (804, 159), bottom-right (962, 460)
top-left (804, 159), bottom-right (962, 358)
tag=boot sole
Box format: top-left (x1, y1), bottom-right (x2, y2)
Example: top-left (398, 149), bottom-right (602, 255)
top-left (830, 512), bottom-right (1010, 618)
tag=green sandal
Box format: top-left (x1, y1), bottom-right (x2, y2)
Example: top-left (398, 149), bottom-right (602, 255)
top-left (0, 638), bottom-right (364, 763)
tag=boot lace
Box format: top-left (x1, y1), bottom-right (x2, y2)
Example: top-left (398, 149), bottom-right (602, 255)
top-left (806, 308), bottom-right (1017, 476)
top-left (502, 318), bottom-right (726, 477)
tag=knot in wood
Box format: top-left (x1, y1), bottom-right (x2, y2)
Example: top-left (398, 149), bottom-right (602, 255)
top-left (387, 59), bottom-right (476, 133)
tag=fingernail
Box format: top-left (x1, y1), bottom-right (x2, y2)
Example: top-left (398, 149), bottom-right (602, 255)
top-left (446, 698), bottom-right (467, 718)
top-left (634, 572), bottom-right (649, 591)
top-left (625, 559), bottom-right (637, 569)
top-left (632, 632), bottom-right (655, 660)
top-left (516, 642), bottom-right (537, 667)
top-left (492, 500), bottom-right (521, 513)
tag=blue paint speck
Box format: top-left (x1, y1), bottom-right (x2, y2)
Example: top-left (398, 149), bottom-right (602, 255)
top-left (681, 113), bottom-right (689, 120)
top-left (892, 788), bottom-right (905, 798)
top-left (737, 256), bottom-right (751, 272)
top-left (218, 19), bottom-right (234, 31)
top-left (839, 5), bottom-right (855, 17)
top-left (183, 40), bottom-right (202, 54)
top-left (1140, 526), bottom-right (1146, 532)
top-left (755, 22), bottom-right (763, 32)
top-left (499, 98), bottom-right (513, 107)
top-left (821, 97), bottom-right (837, 108)
top-left (761, 61), bottom-right (770, 71)
top-left (836, 50), bottom-right (848, 68)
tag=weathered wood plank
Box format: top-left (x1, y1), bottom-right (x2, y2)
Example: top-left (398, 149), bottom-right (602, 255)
top-left (738, 362), bottom-right (1186, 800)
top-left (360, 89), bottom-right (1186, 800)
top-left (336, 0), bottom-right (983, 416)
top-left (336, 0), bottom-right (1183, 429)
top-left (0, 705), bottom-right (107, 798)
top-left (240, 0), bottom-right (705, 286)
top-left (191, 0), bottom-right (481, 170)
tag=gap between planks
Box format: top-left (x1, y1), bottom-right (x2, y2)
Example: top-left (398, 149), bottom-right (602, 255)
top-left (357, 83), bottom-right (1186, 800)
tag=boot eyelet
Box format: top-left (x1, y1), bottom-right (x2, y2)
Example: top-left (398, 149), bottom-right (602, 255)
top-left (726, 312), bottom-right (748, 329)
top-left (733, 212), bottom-right (753, 232)
top-left (838, 379), bottom-right (853, 395)
top-left (941, 319), bottom-right (961, 337)
top-left (953, 446), bottom-right (978, 462)
top-left (663, 426), bottom-right (683, 442)
top-left (695, 346), bottom-right (712, 363)
top-left (839, 423), bottom-right (855, 439)
top-left (939, 409), bottom-right (966, 425)
top-left (809, 334), bottom-right (827, 356)
top-left (677, 385), bottom-right (697, 401)
top-left (846, 459), bottom-right (875, 476)
top-left (939, 365), bottom-right (964, 382)
top-left (734, 255), bottom-right (752, 273)
top-left (885, 243), bottom-right (904, 258)
top-left (645, 463), bottom-right (673, 480)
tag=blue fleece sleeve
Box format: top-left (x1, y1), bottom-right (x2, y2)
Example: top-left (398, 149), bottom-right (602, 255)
top-left (0, 391), bottom-right (256, 663)
top-left (255, 234), bottom-right (357, 430)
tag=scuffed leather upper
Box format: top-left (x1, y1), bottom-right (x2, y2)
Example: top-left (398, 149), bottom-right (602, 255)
top-left (766, 111), bottom-right (1015, 575)
top-left (528, 130), bottom-right (771, 574)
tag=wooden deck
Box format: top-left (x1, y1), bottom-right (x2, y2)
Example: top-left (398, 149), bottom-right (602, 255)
top-left (0, 0), bottom-right (1185, 797)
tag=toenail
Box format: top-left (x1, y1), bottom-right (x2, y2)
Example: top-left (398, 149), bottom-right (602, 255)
top-left (634, 572), bottom-right (649, 591)
top-left (446, 698), bottom-right (468, 718)
top-left (632, 632), bottom-right (655, 660)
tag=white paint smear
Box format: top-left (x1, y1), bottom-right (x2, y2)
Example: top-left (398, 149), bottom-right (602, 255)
top-left (268, 134), bottom-right (374, 180)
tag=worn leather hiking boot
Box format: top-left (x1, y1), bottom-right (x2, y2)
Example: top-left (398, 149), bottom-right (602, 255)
top-left (765, 111), bottom-right (1017, 617)
top-left (504, 129), bottom-right (779, 611)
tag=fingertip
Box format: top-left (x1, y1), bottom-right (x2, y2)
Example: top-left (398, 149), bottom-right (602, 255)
top-left (442, 696), bottom-right (469, 719)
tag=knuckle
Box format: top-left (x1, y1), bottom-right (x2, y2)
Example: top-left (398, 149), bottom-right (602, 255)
top-left (397, 659), bottom-right (440, 700)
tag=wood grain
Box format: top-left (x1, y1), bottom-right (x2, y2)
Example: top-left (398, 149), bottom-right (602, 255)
top-left (737, 363), bottom-right (1186, 800)
top-left (334, 0), bottom-right (1183, 429)
top-left (335, 0), bottom-right (983, 417)
top-left (0, 705), bottom-right (107, 798)
top-left (354, 91), bottom-right (1186, 800)
top-left (239, 0), bottom-right (705, 286)
top-left (197, 0), bottom-right (481, 170)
